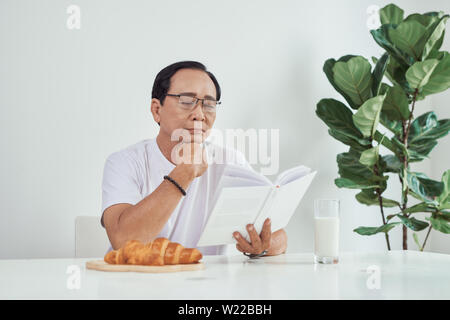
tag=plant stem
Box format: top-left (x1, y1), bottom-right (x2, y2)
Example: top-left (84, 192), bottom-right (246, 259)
top-left (402, 225), bottom-right (408, 250)
top-left (405, 89), bottom-right (418, 142)
top-left (374, 164), bottom-right (391, 250)
top-left (400, 89), bottom-right (418, 250)
top-left (421, 225), bottom-right (433, 252)
top-left (401, 119), bottom-right (409, 250)
top-left (377, 190), bottom-right (391, 250)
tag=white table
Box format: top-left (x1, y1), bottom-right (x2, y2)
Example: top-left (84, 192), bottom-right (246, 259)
top-left (1, 251), bottom-right (449, 299)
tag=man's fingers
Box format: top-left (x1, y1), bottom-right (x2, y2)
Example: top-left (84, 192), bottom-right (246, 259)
top-left (247, 224), bottom-right (262, 250)
top-left (261, 218), bottom-right (272, 250)
top-left (234, 221), bottom-right (270, 255)
top-left (233, 232), bottom-right (256, 254)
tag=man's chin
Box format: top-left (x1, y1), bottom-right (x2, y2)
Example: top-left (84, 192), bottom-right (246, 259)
top-left (182, 133), bottom-right (204, 144)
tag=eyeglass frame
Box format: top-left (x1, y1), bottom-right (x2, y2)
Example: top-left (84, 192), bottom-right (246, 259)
top-left (164, 93), bottom-right (221, 112)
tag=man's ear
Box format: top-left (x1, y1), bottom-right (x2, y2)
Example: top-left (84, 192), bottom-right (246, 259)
top-left (150, 98), bottom-right (162, 125)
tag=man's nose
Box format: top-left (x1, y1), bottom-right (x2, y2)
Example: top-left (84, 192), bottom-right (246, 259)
top-left (191, 100), bottom-right (205, 120)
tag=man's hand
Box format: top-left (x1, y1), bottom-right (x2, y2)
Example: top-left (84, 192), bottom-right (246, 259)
top-left (233, 218), bottom-right (272, 255)
top-left (175, 142), bottom-right (208, 178)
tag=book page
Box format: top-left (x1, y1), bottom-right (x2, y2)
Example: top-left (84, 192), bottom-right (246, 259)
top-left (268, 171), bottom-right (317, 232)
top-left (275, 165), bottom-right (311, 186)
top-left (208, 170), bottom-right (272, 214)
top-left (197, 185), bottom-right (272, 246)
top-left (198, 163), bottom-right (317, 247)
top-left (223, 163), bottom-right (273, 186)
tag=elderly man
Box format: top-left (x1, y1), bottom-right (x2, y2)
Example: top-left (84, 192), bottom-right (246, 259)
top-left (101, 61), bottom-right (287, 256)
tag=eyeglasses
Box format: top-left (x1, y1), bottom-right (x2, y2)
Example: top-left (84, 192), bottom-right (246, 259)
top-left (165, 93), bottom-right (221, 113)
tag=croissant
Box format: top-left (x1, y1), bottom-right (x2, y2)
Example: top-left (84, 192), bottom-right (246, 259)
top-left (104, 238), bottom-right (202, 266)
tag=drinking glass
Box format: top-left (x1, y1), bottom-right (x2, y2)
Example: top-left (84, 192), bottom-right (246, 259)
top-left (314, 199), bottom-right (340, 264)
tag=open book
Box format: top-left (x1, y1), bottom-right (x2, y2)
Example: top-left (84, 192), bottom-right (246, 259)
top-left (197, 163), bottom-right (317, 247)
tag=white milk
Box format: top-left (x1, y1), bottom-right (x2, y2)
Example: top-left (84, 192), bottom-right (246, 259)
top-left (314, 217), bottom-right (339, 257)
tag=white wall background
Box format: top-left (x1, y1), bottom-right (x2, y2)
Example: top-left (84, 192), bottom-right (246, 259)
top-left (1, 0), bottom-right (449, 259)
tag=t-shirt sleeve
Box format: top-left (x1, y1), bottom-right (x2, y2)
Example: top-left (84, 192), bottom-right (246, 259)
top-left (101, 152), bottom-right (142, 227)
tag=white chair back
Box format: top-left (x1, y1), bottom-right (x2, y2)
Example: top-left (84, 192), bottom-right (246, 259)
top-left (75, 216), bottom-right (110, 258)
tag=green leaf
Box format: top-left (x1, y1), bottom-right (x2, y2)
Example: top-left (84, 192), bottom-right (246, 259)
top-left (335, 178), bottom-right (379, 189)
top-left (387, 214), bottom-right (396, 221)
top-left (375, 56), bottom-right (412, 93)
top-left (359, 145), bottom-right (379, 167)
top-left (316, 98), bottom-right (369, 145)
top-left (428, 50), bottom-right (446, 60)
top-left (372, 53), bottom-right (390, 96)
top-left (323, 56), bottom-right (359, 110)
top-left (422, 52), bottom-right (450, 96)
top-left (424, 11), bottom-right (446, 20)
top-left (396, 214), bottom-right (429, 231)
top-left (353, 94), bottom-right (386, 139)
top-left (371, 25), bottom-right (415, 66)
top-left (407, 171), bottom-right (444, 205)
top-left (354, 223), bottom-right (400, 235)
top-left (430, 215), bottom-right (450, 234)
top-left (405, 59), bottom-right (439, 90)
top-left (408, 112), bottom-right (450, 158)
top-left (390, 137), bottom-right (416, 162)
top-left (380, 197), bottom-right (401, 207)
top-left (382, 84), bottom-right (410, 120)
top-left (409, 111), bottom-right (438, 137)
top-left (422, 15), bottom-right (449, 60)
top-left (379, 3), bottom-right (404, 25)
top-left (377, 154), bottom-right (388, 179)
top-left (382, 155), bottom-right (402, 173)
top-left (418, 13), bottom-right (447, 59)
top-left (426, 41), bottom-right (446, 60)
top-left (379, 111), bottom-right (403, 137)
top-left (336, 149), bottom-right (387, 189)
top-left (388, 20), bottom-right (427, 61)
top-left (441, 211), bottom-right (450, 219)
top-left (404, 13), bottom-right (436, 27)
top-left (437, 170), bottom-right (450, 210)
top-left (406, 150), bottom-right (429, 163)
top-left (332, 56), bottom-right (373, 108)
top-left (355, 189), bottom-right (400, 207)
top-left (404, 202), bottom-right (436, 214)
top-left (328, 129), bottom-right (370, 152)
top-left (374, 130), bottom-right (398, 153)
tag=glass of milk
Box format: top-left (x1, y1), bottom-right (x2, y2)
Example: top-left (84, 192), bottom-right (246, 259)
top-left (314, 199), bottom-right (340, 264)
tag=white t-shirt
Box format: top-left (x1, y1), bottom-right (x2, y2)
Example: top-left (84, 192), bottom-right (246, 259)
top-left (101, 137), bottom-right (253, 256)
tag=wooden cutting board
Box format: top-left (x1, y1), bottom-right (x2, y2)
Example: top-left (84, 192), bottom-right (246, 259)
top-left (86, 260), bottom-right (205, 273)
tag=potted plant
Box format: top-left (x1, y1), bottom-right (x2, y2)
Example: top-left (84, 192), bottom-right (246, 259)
top-left (316, 3), bottom-right (450, 251)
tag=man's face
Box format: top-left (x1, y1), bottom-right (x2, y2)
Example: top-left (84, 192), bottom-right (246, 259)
top-left (152, 68), bottom-right (217, 144)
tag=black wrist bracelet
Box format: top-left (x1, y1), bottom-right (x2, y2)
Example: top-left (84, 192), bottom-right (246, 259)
top-left (164, 175), bottom-right (187, 196)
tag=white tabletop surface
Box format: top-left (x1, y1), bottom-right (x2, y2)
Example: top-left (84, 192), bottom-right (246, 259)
top-left (1, 250), bottom-right (449, 299)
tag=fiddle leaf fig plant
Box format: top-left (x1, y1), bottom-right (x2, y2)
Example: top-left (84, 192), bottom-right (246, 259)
top-left (316, 3), bottom-right (450, 251)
